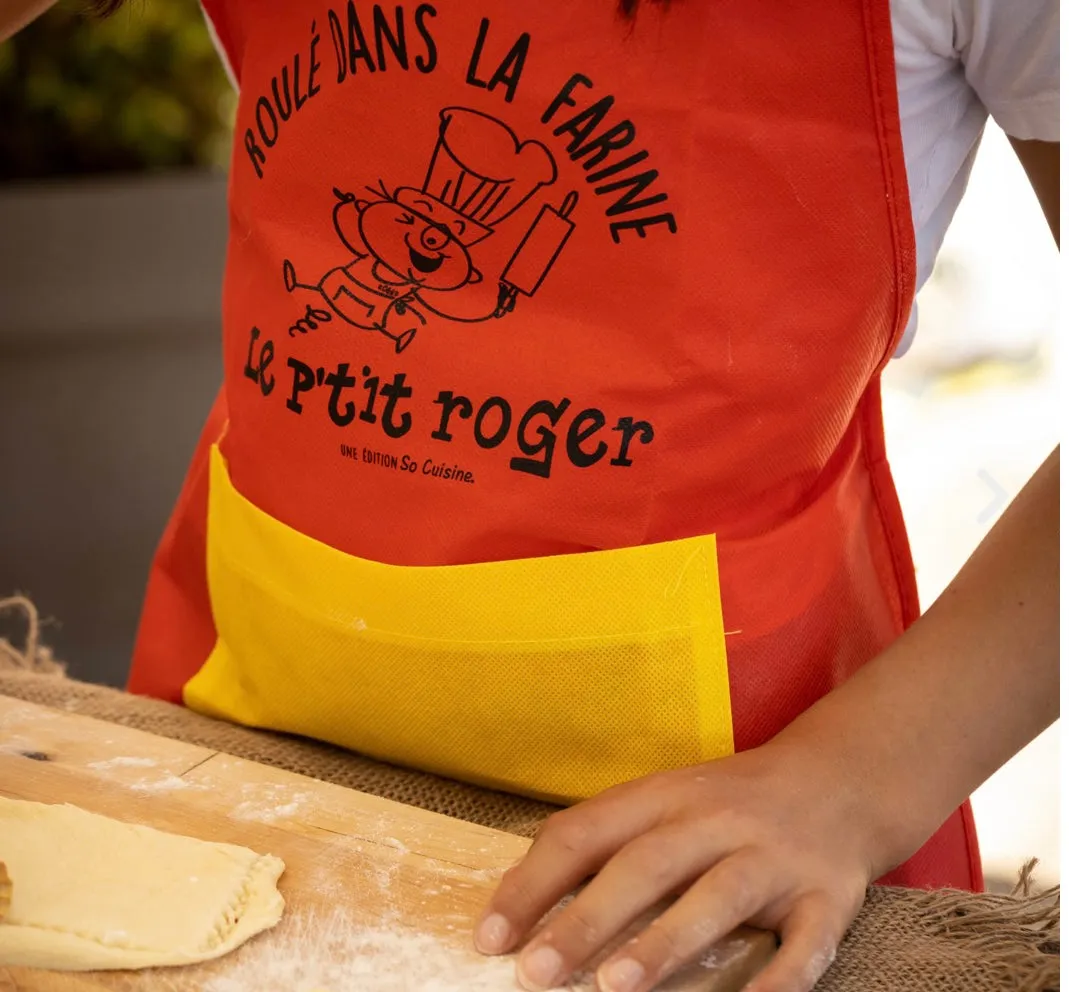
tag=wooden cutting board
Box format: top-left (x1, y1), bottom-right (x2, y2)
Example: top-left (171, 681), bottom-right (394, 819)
top-left (0, 696), bottom-right (776, 991)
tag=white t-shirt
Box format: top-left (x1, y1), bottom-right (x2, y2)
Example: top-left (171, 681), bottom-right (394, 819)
top-left (891, 0), bottom-right (1060, 353)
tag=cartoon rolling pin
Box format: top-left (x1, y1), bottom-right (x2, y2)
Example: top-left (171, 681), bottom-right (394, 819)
top-left (497, 191), bottom-right (580, 312)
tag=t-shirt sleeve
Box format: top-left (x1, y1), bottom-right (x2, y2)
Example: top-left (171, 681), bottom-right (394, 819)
top-left (953, 0), bottom-right (1059, 141)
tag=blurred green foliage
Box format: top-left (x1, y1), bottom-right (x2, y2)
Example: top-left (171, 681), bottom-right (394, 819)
top-left (0, 0), bottom-right (235, 180)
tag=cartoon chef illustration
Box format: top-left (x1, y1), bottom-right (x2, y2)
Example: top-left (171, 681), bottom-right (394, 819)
top-left (283, 107), bottom-right (579, 353)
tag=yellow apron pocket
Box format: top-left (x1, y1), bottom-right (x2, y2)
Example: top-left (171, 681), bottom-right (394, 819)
top-left (184, 446), bottom-right (733, 804)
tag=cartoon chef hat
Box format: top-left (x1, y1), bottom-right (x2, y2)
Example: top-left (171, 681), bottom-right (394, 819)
top-left (419, 107), bottom-right (558, 246)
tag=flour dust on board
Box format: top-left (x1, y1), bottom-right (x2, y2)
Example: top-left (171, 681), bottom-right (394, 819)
top-left (198, 908), bottom-right (596, 992)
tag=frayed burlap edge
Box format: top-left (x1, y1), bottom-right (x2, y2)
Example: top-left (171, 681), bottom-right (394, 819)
top-left (824, 880), bottom-right (1060, 992)
top-left (0, 596), bottom-right (65, 676)
top-left (910, 883), bottom-right (1059, 990)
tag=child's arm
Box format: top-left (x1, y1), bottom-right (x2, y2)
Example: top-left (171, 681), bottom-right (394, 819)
top-left (789, 137), bottom-right (1059, 878)
top-left (479, 144), bottom-right (1060, 992)
top-left (783, 444), bottom-right (1059, 876)
top-left (1011, 138), bottom-right (1060, 243)
top-left (1, 0), bottom-right (56, 42)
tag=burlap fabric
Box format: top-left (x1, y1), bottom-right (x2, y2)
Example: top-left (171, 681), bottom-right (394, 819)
top-left (0, 600), bottom-right (1059, 990)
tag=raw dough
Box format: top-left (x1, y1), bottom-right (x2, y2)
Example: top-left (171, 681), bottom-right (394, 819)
top-left (0, 797), bottom-right (285, 970)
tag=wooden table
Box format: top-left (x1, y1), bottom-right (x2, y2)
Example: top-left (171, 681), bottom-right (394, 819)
top-left (0, 696), bottom-right (776, 990)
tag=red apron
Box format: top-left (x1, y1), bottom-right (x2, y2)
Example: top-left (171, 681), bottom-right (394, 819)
top-left (129, 0), bottom-right (982, 890)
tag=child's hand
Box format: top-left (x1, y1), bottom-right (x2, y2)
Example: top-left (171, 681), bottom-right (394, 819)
top-left (473, 446), bottom-right (1066, 990)
top-left (474, 741), bottom-right (883, 992)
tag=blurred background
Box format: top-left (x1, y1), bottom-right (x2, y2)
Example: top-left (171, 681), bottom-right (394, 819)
top-left (0, 1), bottom-right (1059, 892)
